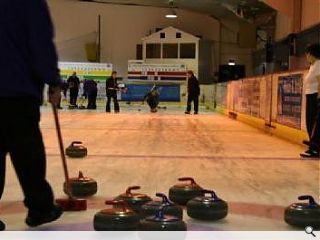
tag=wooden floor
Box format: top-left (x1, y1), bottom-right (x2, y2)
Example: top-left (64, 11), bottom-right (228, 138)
top-left (0, 104), bottom-right (319, 230)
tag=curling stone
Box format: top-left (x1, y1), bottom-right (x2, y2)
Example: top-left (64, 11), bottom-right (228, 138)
top-left (63, 171), bottom-right (97, 197)
top-left (169, 177), bottom-right (204, 205)
top-left (285, 195), bottom-right (320, 228)
top-left (94, 200), bottom-right (140, 231)
top-left (187, 189), bottom-right (228, 221)
top-left (65, 141), bottom-right (87, 158)
top-left (114, 186), bottom-right (152, 213)
top-left (140, 205), bottom-right (187, 231)
top-left (141, 193), bottom-right (183, 220)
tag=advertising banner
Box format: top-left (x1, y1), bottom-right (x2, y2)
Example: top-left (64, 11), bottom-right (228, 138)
top-left (277, 74), bottom-right (303, 129)
top-left (121, 84), bottom-right (180, 102)
top-left (128, 62), bottom-right (187, 82)
top-left (233, 78), bottom-right (261, 118)
top-left (58, 62), bottom-right (113, 99)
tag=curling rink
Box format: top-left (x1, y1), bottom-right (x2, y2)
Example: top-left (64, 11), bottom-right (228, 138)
top-left (0, 103), bottom-right (319, 231)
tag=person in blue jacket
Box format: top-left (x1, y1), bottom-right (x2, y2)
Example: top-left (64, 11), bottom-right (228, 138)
top-left (83, 79), bottom-right (98, 109)
top-left (0, 0), bottom-right (63, 230)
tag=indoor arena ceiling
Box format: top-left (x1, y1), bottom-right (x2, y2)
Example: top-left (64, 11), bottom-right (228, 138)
top-left (77, 0), bottom-right (275, 22)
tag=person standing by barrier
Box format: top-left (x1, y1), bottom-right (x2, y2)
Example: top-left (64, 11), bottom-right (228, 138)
top-left (0, 0), bottom-right (63, 230)
top-left (301, 43), bottom-right (320, 158)
top-left (67, 72), bottom-right (80, 106)
top-left (106, 71), bottom-right (120, 113)
top-left (185, 71), bottom-right (200, 115)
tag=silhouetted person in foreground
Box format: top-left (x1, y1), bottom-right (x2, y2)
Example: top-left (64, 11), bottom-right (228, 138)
top-left (0, 0), bottom-right (63, 230)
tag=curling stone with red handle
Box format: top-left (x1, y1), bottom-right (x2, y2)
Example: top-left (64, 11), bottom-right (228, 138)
top-left (94, 200), bottom-right (140, 231)
top-left (114, 186), bottom-right (152, 213)
top-left (169, 177), bottom-right (204, 205)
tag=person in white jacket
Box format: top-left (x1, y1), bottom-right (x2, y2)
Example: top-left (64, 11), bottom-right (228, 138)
top-left (301, 43), bottom-right (320, 158)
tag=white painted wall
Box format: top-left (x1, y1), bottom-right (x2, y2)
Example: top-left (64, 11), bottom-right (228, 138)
top-left (48, 0), bottom-right (220, 78)
top-left (142, 26), bottom-right (199, 76)
top-left (48, 0), bottom-right (254, 78)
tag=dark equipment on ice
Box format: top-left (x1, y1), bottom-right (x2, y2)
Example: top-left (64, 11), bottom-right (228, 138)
top-left (169, 177), bottom-right (204, 205)
top-left (140, 205), bottom-right (187, 231)
top-left (63, 171), bottom-right (97, 197)
top-left (285, 195), bottom-right (320, 228)
top-left (186, 190), bottom-right (228, 221)
top-left (65, 141), bottom-right (88, 158)
top-left (93, 200), bottom-right (140, 231)
top-left (114, 186), bottom-right (152, 213)
top-left (141, 193), bottom-right (183, 219)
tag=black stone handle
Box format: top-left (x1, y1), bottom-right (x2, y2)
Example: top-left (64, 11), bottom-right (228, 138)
top-left (202, 189), bottom-right (218, 199)
top-left (71, 141), bottom-right (83, 146)
top-left (298, 195), bottom-right (317, 205)
top-left (178, 177), bottom-right (196, 184)
top-left (156, 193), bottom-right (170, 204)
top-left (126, 186), bottom-right (141, 194)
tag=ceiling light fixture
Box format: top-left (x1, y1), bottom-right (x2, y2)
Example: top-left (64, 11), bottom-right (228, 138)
top-left (166, 10), bottom-right (178, 19)
top-left (228, 59), bottom-right (236, 66)
top-left (165, 0), bottom-right (178, 19)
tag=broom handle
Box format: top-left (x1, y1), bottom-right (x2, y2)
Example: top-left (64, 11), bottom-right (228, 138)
top-left (51, 104), bottom-right (73, 199)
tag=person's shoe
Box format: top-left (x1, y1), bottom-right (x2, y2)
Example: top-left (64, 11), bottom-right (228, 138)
top-left (194, 112), bottom-right (198, 115)
top-left (185, 111), bottom-right (190, 114)
top-left (25, 205), bottom-right (63, 227)
top-left (300, 149), bottom-right (320, 158)
top-left (0, 220), bottom-right (5, 231)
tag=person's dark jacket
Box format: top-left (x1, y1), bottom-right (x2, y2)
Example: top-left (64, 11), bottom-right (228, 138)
top-left (83, 80), bottom-right (97, 97)
top-left (188, 76), bottom-right (200, 96)
top-left (0, 0), bottom-right (60, 103)
top-left (106, 77), bottom-right (118, 95)
top-left (67, 76), bottom-right (80, 90)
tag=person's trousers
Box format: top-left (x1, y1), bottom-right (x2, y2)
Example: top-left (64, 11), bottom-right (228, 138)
top-left (0, 98), bottom-right (54, 212)
top-left (147, 96), bottom-right (159, 110)
top-left (306, 93), bottom-right (318, 139)
top-left (69, 88), bottom-right (79, 105)
top-left (87, 92), bottom-right (97, 109)
top-left (309, 98), bottom-right (320, 151)
top-left (106, 92), bottom-right (119, 112)
top-left (186, 95), bottom-right (199, 113)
